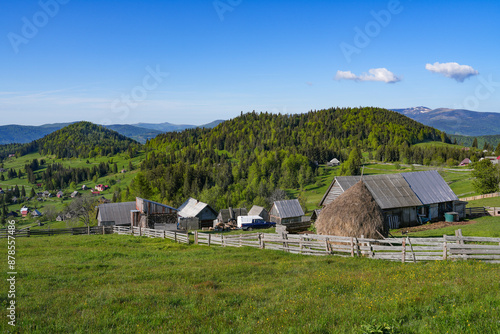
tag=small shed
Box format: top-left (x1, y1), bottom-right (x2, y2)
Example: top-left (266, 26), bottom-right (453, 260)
top-left (178, 197), bottom-right (218, 228)
top-left (248, 205), bottom-right (269, 221)
top-left (269, 199), bottom-right (304, 224)
top-left (327, 158), bottom-right (340, 167)
top-left (56, 191), bottom-right (64, 198)
top-left (217, 207), bottom-right (248, 224)
top-left (133, 197), bottom-right (178, 229)
top-left (31, 209), bottom-right (42, 217)
top-left (82, 185), bottom-right (88, 190)
top-left (71, 191), bottom-right (80, 198)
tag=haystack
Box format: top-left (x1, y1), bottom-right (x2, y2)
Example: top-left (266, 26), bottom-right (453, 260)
top-left (315, 180), bottom-right (388, 239)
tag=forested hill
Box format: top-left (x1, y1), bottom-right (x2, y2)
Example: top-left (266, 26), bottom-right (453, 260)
top-left (138, 107), bottom-right (448, 209)
top-left (17, 122), bottom-right (141, 159)
top-left (148, 107), bottom-right (447, 160)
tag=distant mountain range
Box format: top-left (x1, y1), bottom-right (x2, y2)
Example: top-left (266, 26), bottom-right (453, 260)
top-left (392, 107), bottom-right (500, 136)
top-left (0, 120), bottom-right (225, 145)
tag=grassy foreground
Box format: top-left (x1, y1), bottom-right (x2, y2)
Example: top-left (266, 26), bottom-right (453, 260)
top-left (1, 234), bottom-right (499, 333)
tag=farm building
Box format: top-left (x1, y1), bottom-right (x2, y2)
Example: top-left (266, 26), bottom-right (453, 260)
top-left (97, 202), bottom-right (136, 227)
top-left (310, 209), bottom-right (322, 222)
top-left (56, 191), bottom-right (64, 198)
top-left (459, 158), bottom-right (471, 166)
top-left (131, 197), bottom-right (178, 229)
top-left (319, 170), bottom-right (465, 229)
top-left (316, 180), bottom-right (387, 239)
top-left (248, 205), bottom-right (269, 221)
top-left (178, 197), bottom-right (218, 228)
top-left (269, 199), bottom-right (305, 224)
top-left (327, 158), bottom-right (340, 166)
top-left (71, 191), bottom-right (80, 198)
top-left (31, 209), bottom-right (42, 217)
top-left (217, 207), bottom-right (248, 224)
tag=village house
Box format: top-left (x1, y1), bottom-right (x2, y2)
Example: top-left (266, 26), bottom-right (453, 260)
top-left (31, 209), bottom-right (42, 217)
top-left (216, 207), bottom-right (248, 224)
top-left (319, 170), bottom-right (466, 229)
top-left (97, 201), bottom-right (137, 227)
top-left (56, 191), bottom-right (64, 198)
top-left (247, 205), bottom-right (269, 221)
top-left (459, 158), bottom-right (471, 166)
top-left (177, 197), bottom-right (218, 229)
top-left (327, 158), bottom-right (340, 167)
top-left (20, 207), bottom-right (29, 217)
top-left (82, 185), bottom-right (88, 190)
top-left (71, 191), bottom-right (80, 198)
top-left (95, 184), bottom-right (109, 192)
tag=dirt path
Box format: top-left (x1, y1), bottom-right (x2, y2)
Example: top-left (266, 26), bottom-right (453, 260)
top-left (395, 220), bottom-right (478, 234)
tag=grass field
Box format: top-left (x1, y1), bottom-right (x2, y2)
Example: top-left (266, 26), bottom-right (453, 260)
top-left (1, 233), bottom-right (499, 334)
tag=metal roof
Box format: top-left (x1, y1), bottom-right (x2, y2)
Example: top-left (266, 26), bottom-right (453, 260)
top-left (402, 170), bottom-right (458, 205)
top-left (272, 199), bottom-right (304, 218)
top-left (178, 197), bottom-right (212, 218)
top-left (136, 197), bottom-right (177, 214)
top-left (335, 174), bottom-right (423, 209)
top-left (97, 202), bottom-right (136, 225)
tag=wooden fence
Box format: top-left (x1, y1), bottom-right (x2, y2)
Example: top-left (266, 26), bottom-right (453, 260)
top-left (465, 207), bottom-right (488, 217)
top-left (0, 226), bottom-right (114, 238)
top-left (113, 226), bottom-right (189, 244)
top-left (460, 192), bottom-right (500, 201)
top-left (193, 229), bottom-right (500, 263)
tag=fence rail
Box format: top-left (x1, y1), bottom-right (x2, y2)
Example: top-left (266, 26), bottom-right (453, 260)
top-left (112, 226), bottom-right (189, 244)
top-left (460, 192), bottom-right (500, 201)
top-left (465, 207), bottom-right (488, 217)
top-left (193, 229), bottom-right (500, 263)
top-left (0, 226), bottom-right (113, 238)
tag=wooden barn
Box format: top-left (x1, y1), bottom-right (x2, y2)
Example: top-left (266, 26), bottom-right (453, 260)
top-left (177, 197), bottom-right (218, 228)
top-left (132, 197), bottom-right (178, 229)
top-left (319, 170), bottom-right (465, 229)
top-left (248, 205), bottom-right (269, 221)
top-left (270, 199), bottom-right (310, 233)
top-left (217, 207), bottom-right (248, 224)
top-left (97, 201), bottom-right (137, 227)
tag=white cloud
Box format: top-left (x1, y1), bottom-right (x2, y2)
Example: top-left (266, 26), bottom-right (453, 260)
top-left (334, 68), bottom-right (401, 83)
top-left (425, 62), bottom-right (478, 82)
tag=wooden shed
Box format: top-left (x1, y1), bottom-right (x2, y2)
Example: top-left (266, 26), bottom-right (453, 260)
top-left (248, 205), bottom-right (269, 221)
top-left (96, 202), bottom-right (136, 227)
top-left (177, 197), bottom-right (218, 228)
top-left (217, 207), bottom-right (248, 224)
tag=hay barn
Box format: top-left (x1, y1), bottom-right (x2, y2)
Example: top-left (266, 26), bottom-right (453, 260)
top-left (319, 170), bottom-right (465, 229)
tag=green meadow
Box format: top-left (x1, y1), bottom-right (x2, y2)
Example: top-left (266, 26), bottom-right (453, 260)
top-left (1, 233), bottom-right (499, 334)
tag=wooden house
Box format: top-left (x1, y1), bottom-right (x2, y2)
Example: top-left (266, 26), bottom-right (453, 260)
top-left (70, 191), bottom-right (80, 198)
top-left (178, 197), bottom-right (218, 228)
top-left (31, 209), bottom-right (42, 217)
top-left (217, 207), bottom-right (248, 224)
top-left (132, 197), bottom-right (178, 229)
top-left (56, 191), bottom-right (64, 198)
top-left (319, 170), bottom-right (465, 229)
top-left (248, 205), bottom-right (269, 221)
top-left (20, 207), bottom-right (29, 217)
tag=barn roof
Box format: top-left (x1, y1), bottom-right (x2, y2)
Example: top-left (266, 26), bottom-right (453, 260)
top-left (178, 197), bottom-right (215, 218)
top-left (320, 171), bottom-right (459, 209)
top-left (218, 208), bottom-right (247, 222)
top-left (272, 199), bottom-right (304, 219)
top-left (97, 202), bottom-right (136, 226)
top-left (248, 205), bottom-right (266, 216)
top-left (401, 170), bottom-right (458, 205)
top-left (136, 197), bottom-right (177, 214)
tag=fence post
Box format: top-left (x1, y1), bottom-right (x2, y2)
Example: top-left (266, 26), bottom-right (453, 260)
top-left (102, 225), bottom-right (105, 235)
top-left (174, 231), bottom-right (177, 243)
top-left (455, 229), bottom-right (464, 245)
top-left (325, 237), bottom-right (330, 254)
top-left (208, 234), bottom-right (211, 247)
top-left (139, 226), bottom-right (142, 237)
top-left (221, 234), bottom-right (224, 247)
top-left (443, 235), bottom-right (447, 261)
top-left (194, 231), bottom-right (198, 245)
top-left (27, 228), bottom-right (30, 238)
top-left (350, 237), bottom-right (354, 257)
top-left (299, 236), bottom-right (303, 254)
top-left (87, 225), bottom-right (90, 235)
top-left (402, 238), bottom-right (406, 263)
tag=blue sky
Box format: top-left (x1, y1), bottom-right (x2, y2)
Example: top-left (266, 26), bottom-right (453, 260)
top-left (0, 0), bottom-right (499, 125)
